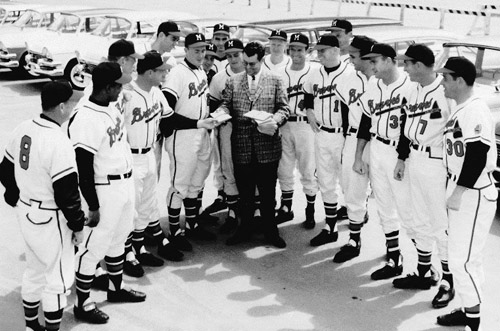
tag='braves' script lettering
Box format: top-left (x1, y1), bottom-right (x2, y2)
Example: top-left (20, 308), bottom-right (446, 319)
top-left (368, 94), bottom-right (401, 113)
top-left (107, 117), bottom-right (124, 147)
top-left (188, 79), bottom-right (208, 99)
top-left (131, 102), bottom-right (161, 125)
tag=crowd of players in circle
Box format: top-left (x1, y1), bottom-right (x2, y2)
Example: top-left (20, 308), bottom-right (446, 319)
top-left (0, 17), bottom-right (496, 331)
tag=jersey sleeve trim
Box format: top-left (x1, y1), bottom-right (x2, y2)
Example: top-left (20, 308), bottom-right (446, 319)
top-left (4, 150), bottom-right (14, 162)
top-left (73, 142), bottom-right (98, 154)
top-left (52, 166), bottom-right (76, 182)
top-left (464, 136), bottom-right (492, 145)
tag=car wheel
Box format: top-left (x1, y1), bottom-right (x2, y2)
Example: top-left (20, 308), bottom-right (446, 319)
top-left (15, 51), bottom-right (38, 78)
top-left (65, 58), bottom-right (90, 90)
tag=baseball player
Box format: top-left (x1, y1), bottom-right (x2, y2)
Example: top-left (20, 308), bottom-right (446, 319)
top-left (263, 29), bottom-right (291, 72)
top-left (211, 23), bottom-right (230, 73)
top-left (275, 33), bottom-right (318, 229)
top-left (162, 33), bottom-right (218, 253)
top-left (353, 43), bottom-right (415, 280)
top-left (391, 45), bottom-right (454, 308)
top-left (303, 35), bottom-right (355, 246)
top-left (203, 43), bottom-right (218, 85)
top-left (0, 81), bottom-right (85, 331)
top-left (436, 57), bottom-right (497, 331)
top-left (69, 62), bottom-right (146, 324)
top-left (333, 36), bottom-right (376, 263)
top-left (146, 20), bottom-right (181, 68)
top-left (208, 38), bottom-right (245, 233)
top-left (326, 19), bottom-right (353, 64)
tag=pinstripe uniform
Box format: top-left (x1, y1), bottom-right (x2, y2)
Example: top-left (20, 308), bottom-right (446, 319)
top-left (69, 99), bottom-right (135, 276)
top-left (162, 61), bottom-right (211, 210)
top-left (444, 96), bottom-right (497, 307)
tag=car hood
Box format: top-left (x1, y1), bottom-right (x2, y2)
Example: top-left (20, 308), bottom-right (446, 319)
top-left (28, 32), bottom-right (90, 55)
top-left (1, 29), bottom-right (54, 48)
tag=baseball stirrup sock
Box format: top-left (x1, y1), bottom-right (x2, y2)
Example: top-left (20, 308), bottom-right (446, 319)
top-left (416, 249), bottom-right (432, 277)
top-left (168, 207), bottom-right (181, 236)
top-left (441, 260), bottom-right (453, 287)
top-left (183, 198), bottom-right (198, 230)
top-left (227, 194), bottom-right (238, 214)
top-left (105, 254), bottom-right (124, 292)
top-left (348, 220), bottom-right (362, 242)
top-left (197, 190), bottom-right (204, 214)
top-left (44, 309), bottom-right (63, 331)
top-left (75, 272), bottom-right (94, 307)
top-left (132, 229), bottom-right (145, 253)
top-left (148, 220), bottom-right (166, 245)
top-left (23, 300), bottom-right (40, 330)
top-left (125, 232), bottom-right (133, 254)
top-left (385, 230), bottom-right (400, 261)
top-left (280, 190), bottom-right (293, 211)
top-left (254, 191), bottom-right (261, 217)
top-left (324, 202), bottom-right (338, 231)
top-left (465, 310), bottom-right (480, 331)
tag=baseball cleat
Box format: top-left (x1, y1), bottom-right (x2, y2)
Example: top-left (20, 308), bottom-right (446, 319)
top-left (333, 240), bottom-right (360, 263)
top-left (204, 196), bottom-right (227, 214)
top-left (220, 216), bottom-right (238, 234)
top-left (188, 226), bottom-right (217, 241)
top-left (137, 252), bottom-right (164, 267)
top-left (432, 285), bottom-right (455, 309)
top-left (74, 302), bottom-right (109, 324)
top-left (371, 257), bottom-right (403, 280)
top-left (226, 229), bottom-right (252, 246)
top-left (392, 273), bottom-right (433, 290)
top-left (264, 234), bottom-right (286, 248)
top-left (436, 308), bottom-right (466, 326)
top-left (124, 259), bottom-right (144, 278)
top-left (301, 217), bottom-right (315, 229)
top-left (169, 234), bottom-right (193, 252)
top-left (275, 209), bottom-right (294, 224)
top-left (310, 229), bottom-right (338, 247)
top-left (107, 288), bottom-right (146, 303)
top-left (158, 243), bottom-right (184, 261)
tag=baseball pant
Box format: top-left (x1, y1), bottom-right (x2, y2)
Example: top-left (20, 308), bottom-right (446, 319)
top-left (315, 130), bottom-right (344, 204)
top-left (212, 122), bottom-right (238, 196)
top-left (76, 177), bottom-right (135, 276)
top-left (278, 121), bottom-right (317, 196)
top-left (17, 203), bottom-right (74, 312)
top-left (369, 139), bottom-right (412, 234)
top-left (341, 133), bottom-right (370, 223)
top-left (165, 128), bottom-right (212, 209)
top-left (133, 151), bottom-right (160, 231)
top-left (447, 179), bottom-right (496, 307)
top-left (407, 149), bottom-right (448, 259)
top-left (211, 128), bottom-right (224, 193)
top-left (154, 137), bottom-right (163, 180)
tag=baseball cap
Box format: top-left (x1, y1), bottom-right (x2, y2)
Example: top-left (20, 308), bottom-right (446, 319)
top-left (157, 21), bottom-right (182, 37)
top-left (41, 80), bottom-right (73, 110)
top-left (108, 39), bottom-right (145, 59)
top-left (435, 56), bottom-right (476, 82)
top-left (348, 35), bottom-right (376, 57)
top-left (137, 51), bottom-right (169, 73)
top-left (185, 32), bottom-right (208, 48)
top-left (314, 34), bottom-right (339, 50)
top-left (92, 62), bottom-right (132, 86)
top-left (213, 23), bottom-right (230, 36)
top-left (268, 29), bottom-right (287, 41)
top-left (224, 39), bottom-right (243, 53)
top-left (327, 19), bottom-right (353, 33)
top-left (289, 33), bottom-right (309, 47)
top-left (395, 44), bottom-right (435, 66)
top-left (205, 43), bottom-right (218, 56)
top-left (361, 43), bottom-right (396, 59)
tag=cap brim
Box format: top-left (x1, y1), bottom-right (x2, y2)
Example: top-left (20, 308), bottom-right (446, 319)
top-left (348, 45), bottom-right (361, 53)
top-left (314, 44), bottom-right (333, 50)
top-left (268, 37), bottom-right (287, 41)
top-left (361, 52), bottom-right (382, 59)
top-left (205, 50), bottom-right (217, 57)
top-left (289, 41), bottom-right (308, 47)
top-left (187, 41), bottom-right (208, 48)
top-left (394, 54), bottom-right (413, 61)
top-left (115, 73), bottom-right (133, 85)
top-left (435, 67), bottom-right (455, 74)
top-left (225, 48), bottom-right (243, 53)
top-left (169, 31), bottom-right (182, 37)
top-left (130, 52), bottom-right (145, 60)
top-left (326, 27), bottom-right (345, 32)
top-left (213, 31), bottom-right (230, 36)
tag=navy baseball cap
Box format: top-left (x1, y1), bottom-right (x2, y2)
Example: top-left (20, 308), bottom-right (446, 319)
top-left (224, 39), bottom-right (244, 53)
top-left (213, 23), bottom-right (230, 36)
top-left (348, 35), bottom-right (376, 57)
top-left (361, 43), bottom-right (396, 59)
top-left (92, 62), bottom-right (132, 86)
top-left (108, 39), bottom-right (144, 59)
top-left (436, 56), bottom-right (476, 82)
top-left (289, 33), bottom-right (309, 47)
top-left (137, 51), bottom-right (169, 73)
top-left (185, 33), bottom-right (208, 48)
top-left (327, 19), bottom-right (353, 33)
top-left (395, 44), bottom-right (435, 66)
top-left (157, 21), bottom-right (182, 37)
top-left (269, 29), bottom-right (287, 41)
top-left (314, 34), bottom-right (339, 50)
top-left (41, 80), bottom-right (73, 110)
top-left (205, 43), bottom-right (218, 56)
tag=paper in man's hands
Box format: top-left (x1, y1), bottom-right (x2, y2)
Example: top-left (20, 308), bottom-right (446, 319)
top-left (244, 110), bottom-right (272, 124)
top-left (211, 109), bottom-right (232, 123)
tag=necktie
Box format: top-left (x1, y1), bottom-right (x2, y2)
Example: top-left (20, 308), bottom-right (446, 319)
top-left (250, 75), bottom-right (256, 95)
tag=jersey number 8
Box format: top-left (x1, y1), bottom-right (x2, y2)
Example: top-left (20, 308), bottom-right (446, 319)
top-left (19, 135), bottom-right (32, 170)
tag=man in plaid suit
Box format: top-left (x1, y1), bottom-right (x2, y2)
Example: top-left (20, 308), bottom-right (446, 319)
top-left (217, 41), bottom-right (290, 248)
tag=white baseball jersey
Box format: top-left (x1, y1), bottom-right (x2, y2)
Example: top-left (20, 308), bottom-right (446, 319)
top-left (360, 71), bottom-right (415, 140)
top-left (263, 54), bottom-right (291, 72)
top-left (444, 96), bottom-right (497, 188)
top-left (213, 58), bottom-right (228, 73)
top-left (303, 61), bottom-right (355, 128)
top-left (345, 71), bottom-right (371, 129)
top-left (278, 62), bottom-right (314, 116)
top-left (210, 66), bottom-right (236, 101)
top-left (162, 61), bottom-right (209, 120)
top-left (124, 81), bottom-right (173, 150)
top-left (69, 99), bottom-right (133, 179)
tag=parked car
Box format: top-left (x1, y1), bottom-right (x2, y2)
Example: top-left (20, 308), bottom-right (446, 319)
top-left (0, 5), bottom-right (91, 73)
top-left (25, 8), bottom-right (130, 87)
top-left (435, 36), bottom-right (500, 204)
top-left (0, 2), bottom-right (44, 26)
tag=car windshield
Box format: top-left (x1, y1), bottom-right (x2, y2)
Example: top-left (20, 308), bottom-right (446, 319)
top-left (0, 9), bottom-right (25, 24)
top-left (47, 13), bottom-right (81, 33)
top-left (13, 10), bottom-right (42, 28)
top-left (91, 17), bottom-right (132, 39)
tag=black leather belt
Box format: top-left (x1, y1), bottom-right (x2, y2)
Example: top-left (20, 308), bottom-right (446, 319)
top-left (320, 126), bottom-right (342, 133)
top-left (108, 170), bottom-right (133, 180)
top-left (411, 144), bottom-right (430, 152)
top-left (347, 127), bottom-right (358, 135)
top-left (373, 134), bottom-right (397, 146)
top-left (288, 116), bottom-right (309, 123)
top-left (131, 147), bottom-right (151, 154)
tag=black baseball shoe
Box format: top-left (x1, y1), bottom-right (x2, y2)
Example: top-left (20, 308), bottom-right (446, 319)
top-left (170, 234), bottom-right (193, 252)
top-left (437, 308), bottom-right (466, 326)
top-left (124, 259), bottom-right (144, 278)
top-left (310, 229), bottom-right (338, 247)
top-left (264, 234), bottom-right (286, 249)
top-left (333, 239), bottom-right (360, 263)
top-left (204, 195), bottom-right (227, 214)
top-left (137, 252), bottom-right (164, 267)
top-left (302, 218), bottom-right (315, 229)
top-left (220, 216), bottom-right (238, 234)
top-left (275, 208), bottom-right (294, 224)
top-left (158, 243), bottom-right (184, 261)
top-left (392, 273), bottom-right (433, 290)
top-left (432, 285), bottom-right (455, 309)
top-left (108, 287), bottom-right (146, 303)
top-left (74, 302), bottom-right (109, 324)
top-left (371, 256), bottom-right (403, 280)
top-left (226, 228), bottom-right (252, 246)
top-left (188, 225), bottom-right (217, 241)
top-left (91, 274), bottom-right (109, 291)
top-left (198, 211), bottom-right (219, 225)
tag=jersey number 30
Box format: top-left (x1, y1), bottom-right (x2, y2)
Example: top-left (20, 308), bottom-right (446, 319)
top-left (19, 135), bottom-right (32, 170)
top-left (446, 139), bottom-right (464, 157)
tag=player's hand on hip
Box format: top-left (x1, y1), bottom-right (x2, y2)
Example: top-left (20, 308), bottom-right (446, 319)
top-left (72, 230), bottom-right (84, 245)
top-left (257, 118), bottom-right (278, 136)
top-left (198, 118), bottom-right (218, 130)
top-left (353, 159), bottom-right (368, 176)
top-left (393, 159), bottom-right (405, 181)
top-left (306, 109), bottom-right (320, 133)
top-left (86, 209), bottom-right (100, 227)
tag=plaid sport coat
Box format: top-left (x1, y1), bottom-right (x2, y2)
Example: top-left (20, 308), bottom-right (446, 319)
top-left (218, 70), bottom-right (290, 164)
